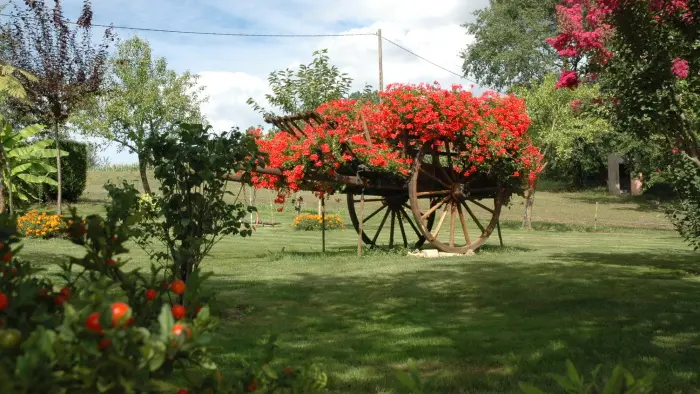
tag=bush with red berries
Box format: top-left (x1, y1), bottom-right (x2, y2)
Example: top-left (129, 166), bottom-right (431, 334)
top-left (0, 179), bottom-right (327, 392)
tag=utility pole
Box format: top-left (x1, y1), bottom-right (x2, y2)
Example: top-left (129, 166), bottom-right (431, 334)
top-left (378, 28), bottom-right (383, 102)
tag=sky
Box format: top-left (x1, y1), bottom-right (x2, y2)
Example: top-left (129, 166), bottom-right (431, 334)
top-left (11, 0), bottom-right (491, 164)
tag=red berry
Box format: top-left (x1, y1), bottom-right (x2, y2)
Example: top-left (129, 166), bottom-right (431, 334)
top-left (59, 287), bottom-right (71, 300)
top-left (161, 281), bottom-right (169, 290)
top-left (171, 305), bottom-right (186, 320)
top-left (111, 235), bottom-right (118, 242)
top-left (98, 338), bottom-right (112, 350)
top-left (247, 383), bottom-right (257, 392)
top-left (172, 323), bottom-right (191, 339)
top-left (111, 302), bottom-right (131, 328)
top-left (195, 306), bottom-right (202, 314)
top-left (170, 280), bottom-right (186, 295)
top-left (284, 367), bottom-right (292, 375)
top-left (177, 389), bottom-right (189, 394)
top-left (145, 289), bottom-right (157, 301)
top-left (106, 258), bottom-right (116, 266)
top-left (0, 292), bottom-right (8, 311)
top-left (2, 251), bottom-right (12, 262)
top-left (85, 312), bottom-right (103, 334)
top-left (54, 296), bottom-right (67, 306)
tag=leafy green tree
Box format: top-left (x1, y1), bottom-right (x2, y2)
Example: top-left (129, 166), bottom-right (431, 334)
top-left (460, 0), bottom-right (561, 91)
top-left (72, 36), bottom-right (206, 194)
top-left (348, 84), bottom-right (380, 104)
top-left (247, 48), bottom-right (352, 117)
top-left (514, 74), bottom-right (612, 228)
top-left (2, 0), bottom-right (113, 214)
top-left (130, 123), bottom-right (261, 300)
top-left (545, 0), bottom-right (700, 248)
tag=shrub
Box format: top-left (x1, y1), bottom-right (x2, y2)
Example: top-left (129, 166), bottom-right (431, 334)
top-left (44, 139), bottom-right (88, 202)
top-left (0, 186), bottom-right (327, 392)
top-left (16, 209), bottom-right (68, 238)
top-left (292, 213), bottom-right (344, 231)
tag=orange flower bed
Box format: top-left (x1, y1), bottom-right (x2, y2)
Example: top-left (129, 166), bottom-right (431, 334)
top-left (17, 210), bottom-right (69, 238)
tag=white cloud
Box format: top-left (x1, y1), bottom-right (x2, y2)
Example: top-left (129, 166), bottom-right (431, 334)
top-left (56, 0), bottom-right (488, 163)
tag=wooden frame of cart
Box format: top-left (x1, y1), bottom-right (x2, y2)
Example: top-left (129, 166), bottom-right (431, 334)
top-left (226, 111), bottom-right (510, 254)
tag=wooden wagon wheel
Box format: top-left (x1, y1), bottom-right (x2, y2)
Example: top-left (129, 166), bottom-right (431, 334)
top-left (408, 140), bottom-right (506, 253)
top-left (346, 191), bottom-right (436, 249)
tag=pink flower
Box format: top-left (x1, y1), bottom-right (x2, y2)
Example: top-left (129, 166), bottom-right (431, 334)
top-left (555, 70), bottom-right (580, 89)
top-left (671, 58), bottom-right (689, 79)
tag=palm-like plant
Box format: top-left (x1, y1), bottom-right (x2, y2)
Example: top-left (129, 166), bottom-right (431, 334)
top-left (0, 120), bottom-right (65, 212)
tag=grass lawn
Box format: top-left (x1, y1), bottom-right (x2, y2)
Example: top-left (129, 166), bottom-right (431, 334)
top-left (22, 170), bottom-right (700, 393)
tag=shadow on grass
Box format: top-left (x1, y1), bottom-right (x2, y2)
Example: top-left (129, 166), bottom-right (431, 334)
top-left (207, 251), bottom-right (700, 393)
top-left (563, 194), bottom-right (670, 214)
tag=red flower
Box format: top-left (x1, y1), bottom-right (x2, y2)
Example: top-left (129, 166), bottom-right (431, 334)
top-left (513, 171), bottom-right (520, 177)
top-left (555, 70), bottom-right (580, 89)
top-left (671, 58), bottom-right (689, 79)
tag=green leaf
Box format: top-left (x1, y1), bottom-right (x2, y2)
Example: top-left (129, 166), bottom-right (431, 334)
top-left (16, 173), bottom-right (58, 185)
top-left (565, 360), bottom-right (582, 387)
top-left (158, 304), bottom-right (174, 339)
top-left (518, 382), bottom-right (546, 394)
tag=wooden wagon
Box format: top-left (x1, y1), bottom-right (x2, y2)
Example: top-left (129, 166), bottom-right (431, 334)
top-left (227, 111), bottom-right (513, 253)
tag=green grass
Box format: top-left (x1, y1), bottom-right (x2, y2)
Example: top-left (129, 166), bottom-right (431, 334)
top-left (21, 171), bottom-right (700, 393)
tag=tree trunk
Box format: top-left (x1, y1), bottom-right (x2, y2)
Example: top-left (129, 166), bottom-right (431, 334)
top-left (54, 122), bottom-right (62, 215)
top-left (522, 162), bottom-right (548, 230)
top-left (522, 181), bottom-right (537, 230)
top-left (138, 153), bottom-right (152, 194)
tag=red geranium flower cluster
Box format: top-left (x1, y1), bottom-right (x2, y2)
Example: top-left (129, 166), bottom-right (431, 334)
top-left (249, 83), bottom-right (544, 196)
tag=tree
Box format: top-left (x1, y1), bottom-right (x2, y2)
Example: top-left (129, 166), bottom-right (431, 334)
top-left (514, 74), bottom-right (612, 228)
top-left (348, 84), bottom-right (380, 104)
top-left (247, 48), bottom-right (352, 117)
top-left (71, 36), bottom-right (206, 194)
top-left (460, 0), bottom-right (561, 91)
top-left (546, 0), bottom-right (700, 247)
top-left (2, 0), bottom-right (113, 214)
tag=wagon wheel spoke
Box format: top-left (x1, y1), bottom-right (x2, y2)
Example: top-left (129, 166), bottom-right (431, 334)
top-left (363, 204), bottom-right (387, 223)
top-left (419, 167), bottom-right (451, 189)
top-left (401, 208), bottom-right (423, 239)
top-left (416, 190), bottom-right (450, 198)
top-left (449, 204), bottom-right (457, 248)
top-left (421, 196), bottom-right (449, 221)
top-left (396, 211), bottom-right (408, 248)
top-left (432, 146), bottom-right (454, 184)
top-left (431, 205), bottom-right (449, 239)
top-left (467, 198), bottom-right (494, 214)
top-left (389, 211), bottom-right (396, 248)
top-left (460, 200), bottom-right (485, 234)
top-left (457, 203), bottom-right (471, 245)
top-left (371, 208), bottom-right (391, 245)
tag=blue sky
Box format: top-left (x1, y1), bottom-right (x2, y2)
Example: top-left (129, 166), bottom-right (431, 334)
top-left (10, 0), bottom-right (489, 164)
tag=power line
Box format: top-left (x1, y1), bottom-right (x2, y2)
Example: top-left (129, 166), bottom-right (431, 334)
top-left (0, 12), bottom-right (476, 84)
top-left (380, 36), bottom-right (478, 85)
top-left (0, 13), bottom-right (374, 37)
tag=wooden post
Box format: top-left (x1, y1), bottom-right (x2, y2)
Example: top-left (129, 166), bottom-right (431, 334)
top-left (358, 190), bottom-right (364, 257)
top-left (594, 202), bottom-right (599, 230)
top-left (378, 28), bottom-right (383, 101)
top-left (321, 195), bottom-right (326, 253)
